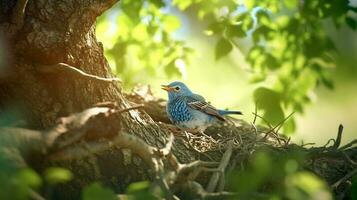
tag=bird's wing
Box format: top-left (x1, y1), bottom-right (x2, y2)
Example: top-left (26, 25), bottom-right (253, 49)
top-left (186, 95), bottom-right (225, 121)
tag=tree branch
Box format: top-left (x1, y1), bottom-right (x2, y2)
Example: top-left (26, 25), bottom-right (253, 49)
top-left (11, 0), bottom-right (29, 31)
top-left (206, 140), bottom-right (233, 192)
top-left (37, 63), bottom-right (121, 84)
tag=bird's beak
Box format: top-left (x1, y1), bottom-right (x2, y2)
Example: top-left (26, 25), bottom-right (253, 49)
top-left (161, 85), bottom-right (173, 92)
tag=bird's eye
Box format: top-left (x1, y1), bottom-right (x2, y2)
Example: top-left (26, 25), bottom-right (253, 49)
top-left (175, 86), bottom-right (180, 91)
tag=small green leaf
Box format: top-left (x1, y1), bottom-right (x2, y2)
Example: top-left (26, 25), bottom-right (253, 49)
top-left (126, 181), bottom-right (150, 194)
top-left (17, 168), bottom-right (42, 188)
top-left (44, 167), bottom-right (73, 184)
top-left (82, 183), bottom-right (117, 200)
top-left (215, 38), bottom-right (233, 60)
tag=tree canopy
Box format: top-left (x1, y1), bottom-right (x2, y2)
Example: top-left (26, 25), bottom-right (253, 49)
top-left (97, 0), bottom-right (357, 133)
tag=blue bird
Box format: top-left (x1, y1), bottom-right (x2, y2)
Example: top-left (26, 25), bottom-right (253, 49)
top-left (162, 81), bottom-right (242, 133)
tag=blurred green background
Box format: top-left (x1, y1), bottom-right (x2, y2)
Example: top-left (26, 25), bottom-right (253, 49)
top-left (96, 0), bottom-right (357, 145)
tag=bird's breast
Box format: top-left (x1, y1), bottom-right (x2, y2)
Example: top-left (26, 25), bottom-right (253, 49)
top-left (167, 99), bottom-right (192, 123)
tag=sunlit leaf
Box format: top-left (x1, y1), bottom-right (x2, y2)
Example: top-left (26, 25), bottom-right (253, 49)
top-left (249, 73), bottom-right (266, 83)
top-left (44, 167), bottom-right (73, 184)
top-left (173, 0), bottom-right (192, 10)
top-left (163, 15), bottom-right (181, 32)
top-left (215, 38), bottom-right (233, 60)
top-left (284, 0), bottom-right (298, 9)
top-left (17, 168), bottom-right (42, 188)
top-left (126, 181), bottom-right (150, 193)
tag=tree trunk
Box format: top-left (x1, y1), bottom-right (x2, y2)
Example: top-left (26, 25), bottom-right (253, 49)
top-left (0, 1), bottom-right (356, 200)
top-left (0, 0), bottom-right (184, 199)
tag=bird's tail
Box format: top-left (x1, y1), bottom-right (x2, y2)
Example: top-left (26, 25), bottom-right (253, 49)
top-left (218, 110), bottom-right (243, 116)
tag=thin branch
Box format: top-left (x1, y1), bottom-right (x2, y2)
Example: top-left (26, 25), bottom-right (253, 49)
top-left (37, 63), bottom-right (121, 83)
top-left (48, 131), bottom-right (159, 169)
top-left (28, 189), bottom-right (46, 200)
top-left (206, 141), bottom-right (233, 192)
top-left (339, 139), bottom-right (357, 150)
top-left (252, 101), bottom-right (258, 125)
top-left (274, 112), bottom-right (295, 134)
top-left (11, 0), bottom-right (29, 30)
top-left (116, 104), bottom-right (144, 114)
top-left (332, 124), bottom-right (343, 150)
top-left (331, 168), bottom-right (357, 188)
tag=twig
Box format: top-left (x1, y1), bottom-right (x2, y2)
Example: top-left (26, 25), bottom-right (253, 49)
top-left (341, 151), bottom-right (357, 166)
top-left (11, 0), bottom-right (29, 30)
top-left (206, 141), bottom-right (233, 192)
top-left (331, 168), bottom-right (357, 188)
top-left (339, 139), bottom-right (357, 150)
top-left (274, 112), bottom-right (295, 134)
top-left (332, 124), bottom-right (343, 150)
top-left (37, 63), bottom-right (121, 83)
top-left (252, 101), bottom-right (258, 125)
top-left (28, 188), bottom-right (46, 200)
top-left (116, 104), bottom-right (144, 114)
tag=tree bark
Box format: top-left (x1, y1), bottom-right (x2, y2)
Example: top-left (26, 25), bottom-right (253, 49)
top-left (0, 0), bottom-right (185, 199)
top-left (0, 1), bottom-right (356, 200)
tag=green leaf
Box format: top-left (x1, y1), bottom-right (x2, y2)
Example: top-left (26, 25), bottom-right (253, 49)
top-left (346, 17), bottom-right (357, 30)
top-left (265, 54), bottom-right (279, 70)
top-left (82, 183), bottom-right (117, 200)
top-left (284, 0), bottom-right (298, 9)
top-left (173, 0), bottom-right (192, 10)
top-left (205, 21), bottom-right (224, 35)
top-left (126, 181), bottom-right (150, 194)
top-left (149, 0), bottom-right (165, 7)
top-left (215, 38), bottom-right (233, 60)
top-left (227, 25), bottom-right (247, 38)
top-left (254, 87), bottom-right (284, 126)
top-left (44, 167), bottom-right (73, 184)
top-left (164, 60), bottom-right (181, 78)
top-left (163, 15), bottom-right (181, 32)
top-left (249, 73), bottom-right (266, 83)
top-left (283, 118), bottom-right (296, 134)
top-left (17, 168), bottom-right (42, 188)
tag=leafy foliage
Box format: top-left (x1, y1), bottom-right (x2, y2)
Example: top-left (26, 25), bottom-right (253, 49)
top-left (227, 150), bottom-right (333, 200)
top-left (97, 0), bottom-right (193, 87)
top-left (0, 163), bottom-right (72, 200)
top-left (97, 0), bottom-right (356, 133)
